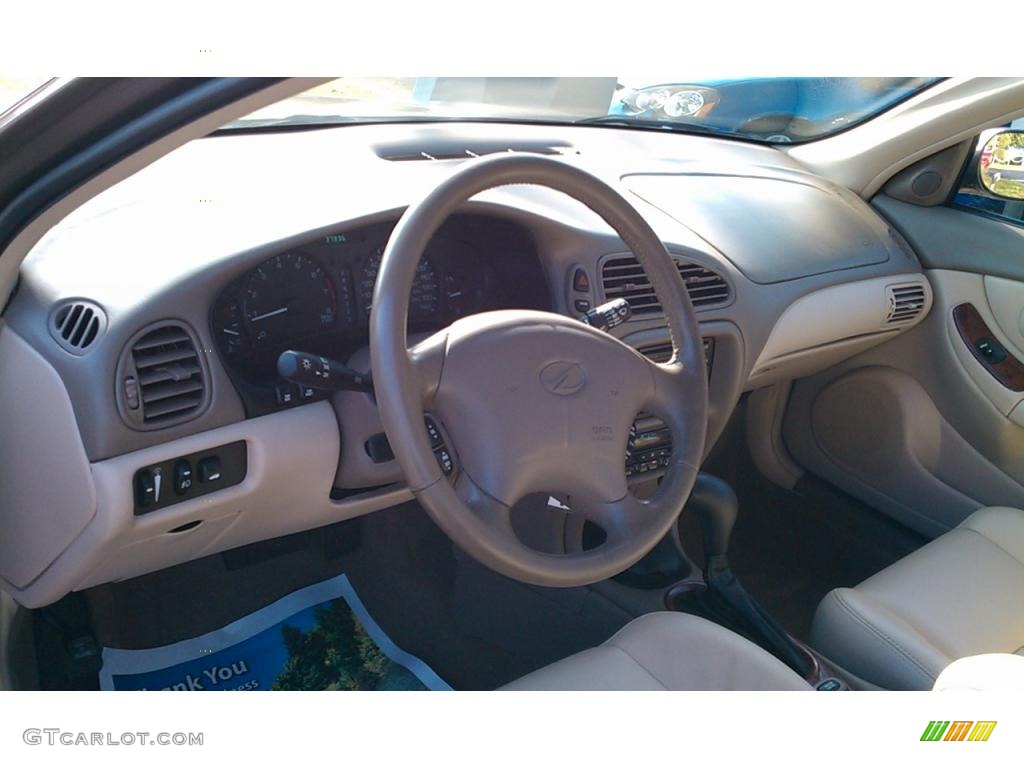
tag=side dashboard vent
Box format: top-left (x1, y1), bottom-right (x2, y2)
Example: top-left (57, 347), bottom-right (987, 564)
top-left (49, 300), bottom-right (106, 354)
top-left (601, 255), bottom-right (731, 317)
top-left (886, 282), bottom-right (928, 326)
top-left (120, 322), bottom-right (208, 428)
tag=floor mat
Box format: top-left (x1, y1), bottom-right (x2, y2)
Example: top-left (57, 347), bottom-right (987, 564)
top-left (86, 508), bottom-right (628, 691)
top-left (99, 574), bottom-right (450, 691)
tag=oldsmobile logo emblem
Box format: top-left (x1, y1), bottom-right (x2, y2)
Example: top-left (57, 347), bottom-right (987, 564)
top-left (540, 361), bottom-right (586, 396)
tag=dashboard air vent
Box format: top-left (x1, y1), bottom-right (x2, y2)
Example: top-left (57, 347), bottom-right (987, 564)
top-left (601, 255), bottom-right (730, 317)
top-left (375, 139), bottom-right (574, 162)
top-left (886, 283), bottom-right (927, 325)
top-left (123, 323), bottom-right (207, 427)
top-left (49, 300), bottom-right (106, 354)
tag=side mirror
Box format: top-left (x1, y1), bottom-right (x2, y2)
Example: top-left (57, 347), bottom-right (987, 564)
top-left (979, 130), bottom-right (1024, 200)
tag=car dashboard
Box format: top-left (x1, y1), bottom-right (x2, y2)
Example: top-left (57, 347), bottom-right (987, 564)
top-left (0, 121), bottom-right (933, 607)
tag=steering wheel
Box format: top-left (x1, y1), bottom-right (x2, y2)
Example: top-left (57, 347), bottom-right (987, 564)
top-left (370, 153), bottom-right (707, 588)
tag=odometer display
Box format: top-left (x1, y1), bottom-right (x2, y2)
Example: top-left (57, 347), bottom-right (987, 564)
top-left (244, 252), bottom-right (338, 346)
top-left (360, 247), bottom-right (440, 320)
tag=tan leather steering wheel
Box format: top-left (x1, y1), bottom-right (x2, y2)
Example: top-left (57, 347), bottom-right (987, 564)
top-left (370, 153), bottom-right (707, 588)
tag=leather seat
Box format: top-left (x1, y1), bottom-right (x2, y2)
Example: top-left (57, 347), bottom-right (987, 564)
top-left (811, 506), bottom-right (1024, 690)
top-left (502, 611), bottom-right (811, 690)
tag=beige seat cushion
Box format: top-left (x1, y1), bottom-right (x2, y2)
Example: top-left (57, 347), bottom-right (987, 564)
top-left (933, 653), bottom-right (1024, 691)
top-left (502, 611), bottom-right (811, 690)
top-left (811, 506), bottom-right (1024, 690)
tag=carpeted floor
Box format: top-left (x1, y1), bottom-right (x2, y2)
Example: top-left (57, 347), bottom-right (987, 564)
top-left (680, 407), bottom-right (927, 641)
top-left (83, 503), bottom-right (632, 691)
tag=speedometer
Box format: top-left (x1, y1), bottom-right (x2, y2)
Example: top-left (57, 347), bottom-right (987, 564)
top-left (244, 252), bottom-right (337, 346)
top-left (360, 246), bottom-right (440, 320)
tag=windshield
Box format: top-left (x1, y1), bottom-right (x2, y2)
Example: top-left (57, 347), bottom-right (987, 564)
top-left (225, 77), bottom-right (939, 143)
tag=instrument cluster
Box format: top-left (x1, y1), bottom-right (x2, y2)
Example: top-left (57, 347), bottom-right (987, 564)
top-left (211, 215), bottom-right (551, 412)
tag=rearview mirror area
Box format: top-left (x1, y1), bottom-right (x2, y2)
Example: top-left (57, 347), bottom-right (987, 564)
top-left (979, 130), bottom-right (1024, 200)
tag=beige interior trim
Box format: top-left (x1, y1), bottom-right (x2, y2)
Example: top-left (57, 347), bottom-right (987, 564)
top-left (0, 323), bottom-right (96, 589)
top-left (752, 273), bottom-right (931, 374)
top-left (745, 382), bottom-right (803, 490)
top-left (783, 268), bottom-right (1024, 535)
top-left (747, 332), bottom-right (902, 389)
top-left (787, 78), bottom-right (1024, 198)
top-left (935, 270), bottom-right (1024, 418)
top-left (984, 275), bottom-right (1024, 358)
top-left (1, 394), bottom-right (414, 608)
top-left (934, 653), bottom-right (1024, 691)
top-left (0, 78), bottom-right (327, 314)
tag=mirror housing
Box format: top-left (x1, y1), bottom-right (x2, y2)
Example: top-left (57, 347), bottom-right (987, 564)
top-left (978, 130), bottom-right (1024, 200)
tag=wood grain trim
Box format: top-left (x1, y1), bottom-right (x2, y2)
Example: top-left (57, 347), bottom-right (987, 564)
top-left (952, 303), bottom-right (1024, 392)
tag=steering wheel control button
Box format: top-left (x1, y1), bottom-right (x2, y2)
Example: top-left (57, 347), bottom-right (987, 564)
top-left (298, 384), bottom-right (317, 400)
top-left (173, 460), bottom-right (194, 495)
top-left (625, 415), bottom-right (672, 482)
top-left (572, 267), bottom-right (591, 293)
top-left (198, 456), bottom-right (222, 483)
top-left (434, 447), bottom-right (455, 476)
top-left (424, 416), bottom-right (444, 448)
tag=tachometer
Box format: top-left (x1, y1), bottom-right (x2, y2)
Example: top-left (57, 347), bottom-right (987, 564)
top-left (244, 252), bottom-right (337, 346)
top-left (360, 246), bottom-right (440, 320)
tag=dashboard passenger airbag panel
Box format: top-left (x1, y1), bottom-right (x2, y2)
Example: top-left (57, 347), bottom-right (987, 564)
top-left (624, 174), bottom-right (893, 284)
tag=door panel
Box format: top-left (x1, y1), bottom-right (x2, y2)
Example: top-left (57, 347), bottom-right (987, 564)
top-left (873, 194), bottom-right (1024, 281)
top-left (984, 275), bottom-right (1024, 357)
top-left (936, 271), bottom-right (1024, 417)
top-left (782, 195), bottom-right (1024, 537)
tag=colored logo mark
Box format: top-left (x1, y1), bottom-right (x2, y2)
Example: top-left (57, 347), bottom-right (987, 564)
top-left (921, 721), bottom-right (997, 742)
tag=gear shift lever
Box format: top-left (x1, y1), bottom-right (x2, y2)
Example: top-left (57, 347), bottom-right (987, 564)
top-left (690, 474), bottom-right (738, 578)
top-left (688, 474), bottom-right (811, 677)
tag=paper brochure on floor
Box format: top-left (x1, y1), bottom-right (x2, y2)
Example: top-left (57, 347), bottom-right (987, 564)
top-left (99, 573), bottom-right (451, 691)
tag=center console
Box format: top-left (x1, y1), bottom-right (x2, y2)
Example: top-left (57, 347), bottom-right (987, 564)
top-left (665, 580), bottom-right (848, 690)
top-left (664, 472), bottom-right (851, 691)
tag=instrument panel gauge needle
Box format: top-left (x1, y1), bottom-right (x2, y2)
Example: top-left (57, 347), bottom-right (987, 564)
top-left (249, 306), bottom-right (290, 322)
